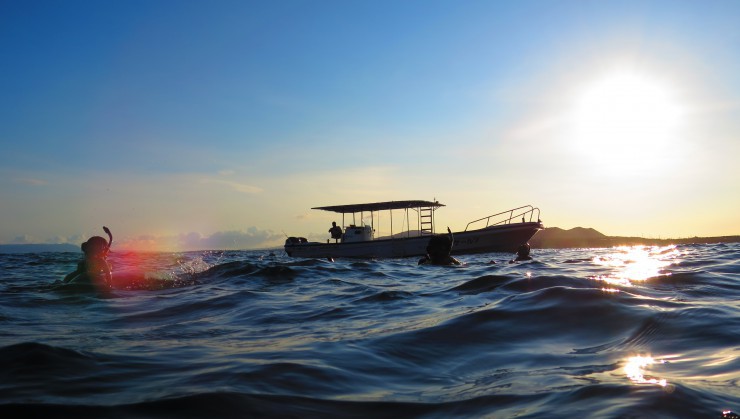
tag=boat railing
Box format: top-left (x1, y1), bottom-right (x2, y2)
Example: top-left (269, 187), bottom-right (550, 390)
top-left (464, 205), bottom-right (541, 231)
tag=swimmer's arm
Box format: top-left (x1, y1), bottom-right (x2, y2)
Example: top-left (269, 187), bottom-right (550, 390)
top-left (62, 271), bottom-right (77, 283)
top-left (63, 261), bottom-right (85, 283)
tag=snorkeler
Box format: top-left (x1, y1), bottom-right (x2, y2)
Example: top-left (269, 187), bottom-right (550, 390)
top-left (418, 227), bottom-right (462, 266)
top-left (63, 226), bottom-right (113, 288)
top-left (509, 243), bottom-right (533, 263)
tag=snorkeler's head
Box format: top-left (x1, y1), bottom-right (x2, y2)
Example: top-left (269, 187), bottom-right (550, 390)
top-left (426, 234), bottom-right (453, 262)
top-left (81, 236), bottom-right (109, 257)
top-left (81, 226), bottom-right (112, 257)
top-left (517, 243), bottom-right (531, 257)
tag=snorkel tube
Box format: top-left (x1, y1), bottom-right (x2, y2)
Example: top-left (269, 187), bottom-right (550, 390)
top-left (102, 226), bottom-right (113, 288)
top-left (103, 226), bottom-right (113, 254)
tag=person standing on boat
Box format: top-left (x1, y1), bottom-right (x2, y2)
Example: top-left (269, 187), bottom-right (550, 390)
top-left (329, 222), bottom-right (343, 243)
top-left (419, 227), bottom-right (461, 266)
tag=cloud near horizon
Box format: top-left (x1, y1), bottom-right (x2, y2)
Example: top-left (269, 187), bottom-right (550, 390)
top-left (8, 227), bottom-right (284, 252)
top-left (119, 227), bottom-right (284, 251)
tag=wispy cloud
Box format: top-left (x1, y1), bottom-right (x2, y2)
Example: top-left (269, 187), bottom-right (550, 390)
top-left (14, 177), bottom-right (49, 186)
top-left (200, 178), bottom-right (263, 194)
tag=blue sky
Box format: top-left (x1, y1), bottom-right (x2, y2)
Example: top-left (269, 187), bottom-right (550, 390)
top-left (1, 1), bottom-right (738, 250)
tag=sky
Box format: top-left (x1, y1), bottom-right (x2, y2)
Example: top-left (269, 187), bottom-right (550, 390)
top-left (1, 0), bottom-right (739, 251)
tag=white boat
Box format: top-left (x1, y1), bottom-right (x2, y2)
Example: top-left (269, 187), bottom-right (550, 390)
top-left (284, 200), bottom-right (543, 259)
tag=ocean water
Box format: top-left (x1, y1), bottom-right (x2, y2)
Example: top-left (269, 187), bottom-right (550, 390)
top-left (0, 243), bottom-right (738, 418)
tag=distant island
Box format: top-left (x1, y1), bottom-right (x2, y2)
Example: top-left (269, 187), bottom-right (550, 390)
top-left (0, 243), bottom-right (80, 254)
top-left (529, 227), bottom-right (740, 249)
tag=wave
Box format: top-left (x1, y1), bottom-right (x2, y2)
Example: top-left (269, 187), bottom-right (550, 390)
top-left (448, 275), bottom-right (512, 294)
top-left (0, 342), bottom-right (99, 377)
top-left (1, 386), bottom-right (730, 419)
top-left (355, 290), bottom-right (414, 303)
top-left (1, 244), bottom-right (739, 418)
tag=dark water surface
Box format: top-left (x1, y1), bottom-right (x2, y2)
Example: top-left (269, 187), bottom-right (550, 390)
top-left (1, 243), bottom-right (738, 418)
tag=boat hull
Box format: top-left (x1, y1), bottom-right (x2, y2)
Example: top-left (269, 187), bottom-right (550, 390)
top-left (284, 222), bottom-right (543, 259)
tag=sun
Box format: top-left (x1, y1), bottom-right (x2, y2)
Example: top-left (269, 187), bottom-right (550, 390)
top-left (569, 69), bottom-right (684, 176)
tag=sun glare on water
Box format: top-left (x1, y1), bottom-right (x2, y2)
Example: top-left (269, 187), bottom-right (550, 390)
top-left (570, 69), bottom-right (684, 175)
top-left (624, 355), bottom-right (669, 387)
top-left (591, 245), bottom-right (680, 287)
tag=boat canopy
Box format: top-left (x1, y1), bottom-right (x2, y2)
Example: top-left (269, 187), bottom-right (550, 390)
top-left (312, 200), bottom-right (444, 214)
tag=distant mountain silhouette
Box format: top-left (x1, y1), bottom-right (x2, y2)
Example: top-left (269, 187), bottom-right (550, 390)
top-left (529, 227), bottom-right (608, 248)
top-left (0, 243), bottom-right (79, 254)
top-left (529, 227), bottom-right (740, 249)
top-left (355, 226), bottom-right (740, 249)
top-left (2, 228), bottom-right (737, 253)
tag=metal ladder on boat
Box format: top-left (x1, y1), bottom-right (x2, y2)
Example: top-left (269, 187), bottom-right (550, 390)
top-left (420, 207), bottom-right (434, 235)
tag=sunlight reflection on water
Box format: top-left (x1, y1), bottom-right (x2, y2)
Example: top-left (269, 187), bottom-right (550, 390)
top-left (591, 245), bottom-right (681, 287)
top-left (624, 355), bottom-right (668, 387)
